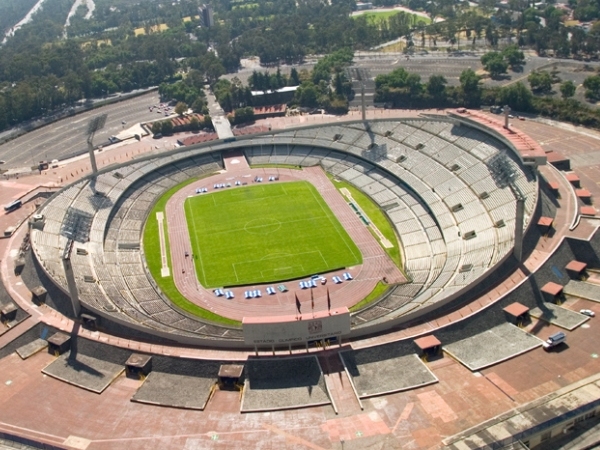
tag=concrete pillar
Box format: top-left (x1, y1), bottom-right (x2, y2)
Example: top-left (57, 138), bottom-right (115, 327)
top-left (61, 257), bottom-right (81, 317)
top-left (361, 84), bottom-right (366, 122)
top-left (504, 105), bottom-right (511, 128)
top-left (88, 142), bottom-right (98, 175)
top-left (513, 198), bottom-right (525, 262)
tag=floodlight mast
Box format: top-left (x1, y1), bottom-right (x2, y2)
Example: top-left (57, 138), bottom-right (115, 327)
top-left (61, 239), bottom-right (81, 317)
top-left (487, 151), bottom-right (526, 262)
top-left (86, 114), bottom-right (107, 175)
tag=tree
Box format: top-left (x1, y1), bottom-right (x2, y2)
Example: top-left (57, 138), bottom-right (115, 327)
top-left (498, 82), bottom-right (533, 111)
top-left (174, 101), bottom-right (188, 116)
top-left (459, 68), bottom-right (481, 106)
top-left (528, 70), bottom-right (553, 94)
top-left (231, 106), bottom-right (254, 125)
top-left (560, 80), bottom-right (576, 99)
top-left (151, 121), bottom-right (162, 134)
top-left (189, 116), bottom-right (200, 131)
top-left (501, 45), bottom-right (525, 69)
top-left (583, 75), bottom-right (600, 101)
top-left (427, 75), bottom-right (447, 100)
top-left (290, 67), bottom-right (300, 86)
top-left (481, 52), bottom-right (508, 78)
top-left (161, 119), bottom-right (174, 135)
top-left (295, 81), bottom-right (319, 108)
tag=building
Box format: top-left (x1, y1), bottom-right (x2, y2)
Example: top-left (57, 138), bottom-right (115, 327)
top-left (199, 4), bottom-right (214, 28)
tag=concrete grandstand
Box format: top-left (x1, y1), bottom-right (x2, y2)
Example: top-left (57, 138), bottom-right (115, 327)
top-left (28, 116), bottom-right (538, 345)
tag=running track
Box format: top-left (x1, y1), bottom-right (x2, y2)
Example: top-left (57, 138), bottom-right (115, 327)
top-left (164, 156), bottom-right (406, 321)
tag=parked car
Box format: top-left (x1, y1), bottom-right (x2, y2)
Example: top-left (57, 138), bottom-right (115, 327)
top-left (580, 309), bottom-right (595, 317)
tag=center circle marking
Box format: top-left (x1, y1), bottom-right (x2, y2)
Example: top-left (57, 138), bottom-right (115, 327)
top-left (244, 218), bottom-right (282, 235)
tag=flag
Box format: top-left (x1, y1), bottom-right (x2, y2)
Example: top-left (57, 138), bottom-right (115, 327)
top-left (295, 293), bottom-right (301, 315)
top-left (327, 288), bottom-right (331, 313)
top-left (311, 288), bottom-right (314, 311)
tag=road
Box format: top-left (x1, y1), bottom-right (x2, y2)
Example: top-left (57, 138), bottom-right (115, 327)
top-left (0, 91), bottom-right (161, 170)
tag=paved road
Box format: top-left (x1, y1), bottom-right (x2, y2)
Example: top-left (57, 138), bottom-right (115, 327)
top-left (205, 89), bottom-right (233, 139)
top-left (0, 91), bottom-right (161, 170)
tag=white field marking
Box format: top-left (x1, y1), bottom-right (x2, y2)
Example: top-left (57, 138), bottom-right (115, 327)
top-left (156, 212), bottom-right (170, 277)
top-left (185, 200), bottom-right (207, 284)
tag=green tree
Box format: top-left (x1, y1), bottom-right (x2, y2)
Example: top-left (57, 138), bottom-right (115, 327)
top-left (501, 45), bottom-right (525, 69)
top-left (459, 68), bottom-right (481, 106)
top-left (583, 75), bottom-right (600, 101)
top-left (151, 121), bottom-right (162, 134)
top-left (161, 119), bottom-right (174, 135)
top-left (481, 52), bottom-right (508, 78)
top-left (560, 80), bottom-right (576, 99)
top-left (295, 81), bottom-right (319, 108)
top-left (427, 75), bottom-right (447, 100)
top-left (528, 70), bottom-right (553, 94)
top-left (232, 106), bottom-right (255, 125)
top-left (189, 116), bottom-right (200, 131)
top-left (175, 101), bottom-right (188, 116)
top-left (290, 67), bottom-right (300, 85)
top-left (498, 82), bottom-right (533, 111)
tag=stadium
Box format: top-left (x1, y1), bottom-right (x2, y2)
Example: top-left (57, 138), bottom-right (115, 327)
top-left (29, 112), bottom-right (539, 339)
top-left (2, 110), bottom-right (600, 449)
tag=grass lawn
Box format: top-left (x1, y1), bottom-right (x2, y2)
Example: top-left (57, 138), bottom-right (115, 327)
top-left (328, 175), bottom-right (403, 269)
top-left (350, 281), bottom-right (390, 312)
top-left (143, 177), bottom-right (240, 326)
top-left (353, 10), bottom-right (430, 26)
top-left (185, 181), bottom-right (362, 288)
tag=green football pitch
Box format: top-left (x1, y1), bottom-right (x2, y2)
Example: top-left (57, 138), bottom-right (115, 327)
top-left (184, 181), bottom-right (362, 288)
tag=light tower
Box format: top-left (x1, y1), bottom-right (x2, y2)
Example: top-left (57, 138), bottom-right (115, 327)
top-left (86, 114), bottom-right (107, 176)
top-left (61, 239), bottom-right (81, 317)
top-left (486, 151), bottom-right (525, 262)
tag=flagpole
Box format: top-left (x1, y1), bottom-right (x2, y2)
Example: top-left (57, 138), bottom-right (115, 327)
top-left (295, 293), bottom-right (302, 321)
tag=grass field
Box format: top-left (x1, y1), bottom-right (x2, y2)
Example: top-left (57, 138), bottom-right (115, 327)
top-left (352, 10), bottom-right (430, 26)
top-left (185, 181), bottom-right (362, 288)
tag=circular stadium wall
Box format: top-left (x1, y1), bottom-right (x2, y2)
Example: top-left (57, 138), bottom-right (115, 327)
top-left (29, 117), bottom-right (539, 349)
